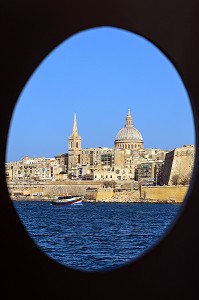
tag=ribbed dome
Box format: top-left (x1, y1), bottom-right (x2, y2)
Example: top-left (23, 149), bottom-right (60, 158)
top-left (115, 126), bottom-right (143, 141)
top-left (115, 109), bottom-right (143, 142)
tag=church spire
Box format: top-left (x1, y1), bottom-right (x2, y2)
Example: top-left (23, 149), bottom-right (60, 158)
top-left (71, 112), bottom-right (78, 136)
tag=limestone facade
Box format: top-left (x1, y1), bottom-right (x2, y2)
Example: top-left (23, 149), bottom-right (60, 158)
top-left (140, 185), bottom-right (189, 203)
top-left (161, 145), bottom-right (195, 185)
top-left (6, 111), bottom-right (195, 186)
top-left (5, 156), bottom-right (64, 182)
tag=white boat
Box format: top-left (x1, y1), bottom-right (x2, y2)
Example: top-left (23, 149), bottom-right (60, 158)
top-left (51, 194), bottom-right (84, 206)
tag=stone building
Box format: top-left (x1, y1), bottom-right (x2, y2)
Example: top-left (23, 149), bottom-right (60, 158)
top-left (81, 147), bottom-right (113, 178)
top-left (67, 113), bottom-right (82, 177)
top-left (54, 153), bottom-right (68, 173)
top-left (134, 161), bottom-right (164, 185)
top-left (161, 145), bottom-right (195, 185)
top-left (67, 109), bottom-right (169, 182)
top-left (5, 156), bottom-right (63, 182)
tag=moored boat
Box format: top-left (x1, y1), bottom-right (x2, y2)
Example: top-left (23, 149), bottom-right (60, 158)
top-left (51, 194), bottom-right (84, 206)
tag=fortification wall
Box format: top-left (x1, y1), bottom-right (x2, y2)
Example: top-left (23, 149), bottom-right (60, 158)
top-left (43, 184), bottom-right (99, 196)
top-left (162, 146), bottom-right (195, 185)
top-left (111, 190), bottom-right (140, 202)
top-left (169, 147), bottom-right (195, 185)
top-left (8, 181), bottom-right (190, 203)
top-left (141, 185), bottom-right (189, 203)
top-left (7, 181), bottom-right (101, 198)
top-left (96, 188), bottom-right (114, 201)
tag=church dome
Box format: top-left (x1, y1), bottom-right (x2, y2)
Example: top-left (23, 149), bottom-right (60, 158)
top-left (115, 109), bottom-right (143, 142)
top-left (115, 126), bottom-right (143, 141)
top-left (114, 109), bottom-right (144, 150)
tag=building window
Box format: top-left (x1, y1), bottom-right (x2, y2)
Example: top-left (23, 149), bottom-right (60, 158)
top-left (76, 142), bottom-right (78, 148)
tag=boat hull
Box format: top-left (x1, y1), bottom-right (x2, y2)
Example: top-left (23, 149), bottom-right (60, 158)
top-left (51, 196), bottom-right (83, 206)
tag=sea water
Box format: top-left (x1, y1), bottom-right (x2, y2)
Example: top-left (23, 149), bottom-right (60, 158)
top-left (13, 201), bottom-right (181, 271)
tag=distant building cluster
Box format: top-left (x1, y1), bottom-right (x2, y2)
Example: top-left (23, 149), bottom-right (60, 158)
top-left (5, 110), bottom-right (195, 186)
top-left (5, 156), bottom-right (63, 182)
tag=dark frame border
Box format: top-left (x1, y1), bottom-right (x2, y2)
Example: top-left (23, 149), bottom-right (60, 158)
top-left (1, 1), bottom-right (199, 298)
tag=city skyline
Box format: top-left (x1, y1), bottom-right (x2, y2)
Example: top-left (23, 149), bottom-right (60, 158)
top-left (6, 26), bottom-right (195, 162)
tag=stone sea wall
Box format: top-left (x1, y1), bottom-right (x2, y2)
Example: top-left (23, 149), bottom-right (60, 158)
top-left (98, 189), bottom-right (140, 202)
top-left (7, 181), bottom-right (101, 199)
top-left (140, 185), bottom-right (189, 203)
top-left (8, 181), bottom-right (189, 203)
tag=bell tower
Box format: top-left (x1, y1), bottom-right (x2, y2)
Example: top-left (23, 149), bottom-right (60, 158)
top-left (68, 113), bottom-right (82, 177)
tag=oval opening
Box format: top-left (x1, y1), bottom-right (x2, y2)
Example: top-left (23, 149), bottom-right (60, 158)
top-left (6, 26), bottom-right (195, 272)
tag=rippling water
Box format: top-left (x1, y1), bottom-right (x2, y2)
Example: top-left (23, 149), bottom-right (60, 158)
top-left (14, 201), bottom-right (181, 271)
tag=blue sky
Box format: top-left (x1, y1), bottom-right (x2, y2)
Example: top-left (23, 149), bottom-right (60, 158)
top-left (6, 26), bottom-right (195, 162)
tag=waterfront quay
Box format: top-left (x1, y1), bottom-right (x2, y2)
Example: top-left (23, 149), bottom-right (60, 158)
top-left (7, 180), bottom-right (188, 203)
